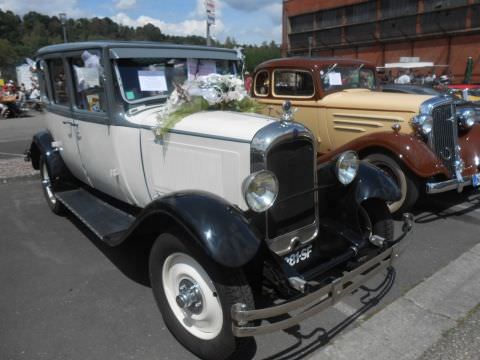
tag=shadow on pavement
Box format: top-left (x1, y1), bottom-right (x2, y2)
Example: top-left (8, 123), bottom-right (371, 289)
top-left (412, 189), bottom-right (480, 225)
top-left (258, 268), bottom-right (396, 360)
top-left (67, 214), bottom-right (152, 287)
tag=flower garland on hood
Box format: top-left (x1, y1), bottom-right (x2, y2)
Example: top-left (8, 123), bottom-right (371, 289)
top-left (155, 74), bottom-right (264, 137)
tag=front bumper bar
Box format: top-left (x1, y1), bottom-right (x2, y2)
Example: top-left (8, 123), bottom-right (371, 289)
top-left (425, 175), bottom-right (473, 194)
top-left (231, 214), bottom-right (413, 337)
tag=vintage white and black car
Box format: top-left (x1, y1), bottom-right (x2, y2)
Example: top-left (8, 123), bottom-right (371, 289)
top-left (27, 41), bottom-right (412, 360)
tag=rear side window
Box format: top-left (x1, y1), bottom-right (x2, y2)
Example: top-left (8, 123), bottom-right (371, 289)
top-left (254, 70), bottom-right (269, 97)
top-left (69, 50), bottom-right (106, 112)
top-left (48, 58), bottom-right (70, 106)
top-left (273, 70), bottom-right (314, 97)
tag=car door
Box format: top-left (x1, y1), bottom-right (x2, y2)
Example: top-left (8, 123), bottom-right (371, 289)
top-left (44, 56), bottom-right (90, 184)
top-left (66, 49), bottom-right (130, 202)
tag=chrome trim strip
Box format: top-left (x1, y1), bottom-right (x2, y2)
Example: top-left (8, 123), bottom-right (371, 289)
top-left (425, 176), bottom-right (473, 194)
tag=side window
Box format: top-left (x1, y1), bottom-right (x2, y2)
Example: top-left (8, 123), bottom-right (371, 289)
top-left (48, 58), bottom-right (70, 106)
top-left (69, 50), bottom-right (106, 112)
top-left (273, 70), bottom-right (314, 97)
top-left (254, 70), bottom-right (269, 96)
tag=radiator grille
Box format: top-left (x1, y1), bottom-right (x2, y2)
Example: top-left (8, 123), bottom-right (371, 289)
top-left (431, 104), bottom-right (457, 176)
top-left (266, 139), bottom-right (316, 239)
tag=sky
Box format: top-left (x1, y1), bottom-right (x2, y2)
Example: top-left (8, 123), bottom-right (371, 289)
top-left (0, 0), bottom-right (282, 45)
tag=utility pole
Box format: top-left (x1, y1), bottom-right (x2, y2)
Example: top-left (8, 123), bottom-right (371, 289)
top-left (59, 13), bottom-right (68, 43)
top-left (205, 0), bottom-right (215, 46)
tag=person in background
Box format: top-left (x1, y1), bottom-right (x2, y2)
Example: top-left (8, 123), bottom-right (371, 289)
top-left (395, 70), bottom-right (411, 84)
top-left (244, 71), bottom-right (253, 94)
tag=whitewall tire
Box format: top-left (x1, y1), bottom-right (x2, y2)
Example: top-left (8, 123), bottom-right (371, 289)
top-left (149, 231), bottom-right (255, 360)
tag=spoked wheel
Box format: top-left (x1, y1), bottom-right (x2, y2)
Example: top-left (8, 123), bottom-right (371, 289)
top-left (364, 153), bottom-right (419, 215)
top-left (39, 156), bottom-right (65, 215)
top-left (149, 231), bottom-right (255, 360)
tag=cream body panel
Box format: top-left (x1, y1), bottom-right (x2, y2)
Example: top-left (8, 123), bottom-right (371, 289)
top-left (319, 90), bottom-right (431, 148)
top-left (45, 111), bottom-right (90, 184)
top-left (140, 129), bottom-right (251, 210)
top-left (126, 107), bottom-right (276, 209)
top-left (76, 120), bottom-right (149, 206)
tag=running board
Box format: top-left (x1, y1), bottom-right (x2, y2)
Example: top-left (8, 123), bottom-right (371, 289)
top-left (56, 188), bottom-right (135, 244)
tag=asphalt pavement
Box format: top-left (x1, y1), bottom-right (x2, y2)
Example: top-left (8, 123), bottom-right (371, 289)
top-left (0, 112), bottom-right (46, 158)
top-left (1, 113), bottom-right (480, 359)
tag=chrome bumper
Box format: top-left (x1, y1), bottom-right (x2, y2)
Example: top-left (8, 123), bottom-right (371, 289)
top-left (425, 176), bottom-right (473, 194)
top-left (231, 214), bottom-right (413, 337)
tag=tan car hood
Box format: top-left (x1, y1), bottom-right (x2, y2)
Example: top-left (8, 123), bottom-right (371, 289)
top-left (321, 89), bottom-right (434, 113)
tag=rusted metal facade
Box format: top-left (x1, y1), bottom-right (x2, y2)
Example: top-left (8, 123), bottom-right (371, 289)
top-left (282, 0), bottom-right (480, 83)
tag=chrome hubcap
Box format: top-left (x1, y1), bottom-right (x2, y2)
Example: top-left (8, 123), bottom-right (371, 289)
top-left (175, 279), bottom-right (203, 314)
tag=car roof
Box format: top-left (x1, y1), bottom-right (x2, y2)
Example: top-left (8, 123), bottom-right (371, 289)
top-left (36, 41), bottom-right (238, 59)
top-left (255, 57), bottom-right (375, 71)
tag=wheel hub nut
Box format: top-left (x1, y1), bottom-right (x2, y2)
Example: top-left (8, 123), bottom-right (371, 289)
top-left (175, 279), bottom-right (203, 314)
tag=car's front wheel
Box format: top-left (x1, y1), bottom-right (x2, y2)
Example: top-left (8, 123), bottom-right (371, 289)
top-left (149, 231), bottom-right (255, 360)
top-left (364, 153), bottom-right (419, 215)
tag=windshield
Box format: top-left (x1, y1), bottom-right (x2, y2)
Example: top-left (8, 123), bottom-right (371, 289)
top-left (320, 65), bottom-right (376, 92)
top-left (115, 57), bottom-right (238, 103)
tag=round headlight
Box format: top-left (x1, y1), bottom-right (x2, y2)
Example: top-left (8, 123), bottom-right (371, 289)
top-left (242, 170), bottom-right (279, 213)
top-left (336, 151), bottom-right (359, 185)
top-left (457, 108), bottom-right (476, 129)
top-left (412, 114), bottom-right (433, 136)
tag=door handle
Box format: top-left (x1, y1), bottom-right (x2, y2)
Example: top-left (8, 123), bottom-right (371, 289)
top-left (62, 120), bottom-right (78, 127)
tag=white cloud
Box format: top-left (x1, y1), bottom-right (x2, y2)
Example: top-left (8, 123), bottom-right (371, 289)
top-left (264, 2), bottom-right (282, 25)
top-left (111, 12), bottom-right (225, 38)
top-left (0, 0), bottom-right (87, 17)
top-left (114, 0), bottom-right (136, 10)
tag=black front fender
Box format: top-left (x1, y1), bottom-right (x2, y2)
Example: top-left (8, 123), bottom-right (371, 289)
top-left (321, 160), bottom-right (400, 226)
top-left (354, 161), bottom-right (401, 204)
top-left (118, 191), bottom-right (262, 268)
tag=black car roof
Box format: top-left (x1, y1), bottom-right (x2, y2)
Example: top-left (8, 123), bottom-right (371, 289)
top-left (36, 41), bottom-right (238, 60)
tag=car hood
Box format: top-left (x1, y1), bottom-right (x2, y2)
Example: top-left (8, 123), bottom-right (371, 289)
top-left (128, 107), bottom-right (277, 142)
top-left (321, 89), bottom-right (434, 113)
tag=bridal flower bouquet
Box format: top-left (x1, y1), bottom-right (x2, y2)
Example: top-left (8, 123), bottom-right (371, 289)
top-left (155, 74), bottom-right (264, 137)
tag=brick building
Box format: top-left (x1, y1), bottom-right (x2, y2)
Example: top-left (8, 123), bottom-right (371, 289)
top-left (282, 0), bottom-right (480, 83)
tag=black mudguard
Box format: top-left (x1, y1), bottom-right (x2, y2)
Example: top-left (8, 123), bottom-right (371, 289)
top-left (319, 160), bottom-right (400, 226)
top-left (353, 161), bottom-right (401, 204)
top-left (29, 130), bottom-right (72, 184)
top-left (118, 191), bottom-right (263, 268)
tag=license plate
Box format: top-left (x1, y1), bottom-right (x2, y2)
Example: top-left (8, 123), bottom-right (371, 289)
top-left (284, 244), bottom-right (313, 266)
top-left (473, 174), bottom-right (480, 187)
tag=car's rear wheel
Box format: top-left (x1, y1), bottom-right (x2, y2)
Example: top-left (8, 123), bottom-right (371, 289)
top-left (39, 156), bottom-right (65, 215)
top-left (149, 231), bottom-right (255, 360)
top-left (364, 153), bottom-right (418, 215)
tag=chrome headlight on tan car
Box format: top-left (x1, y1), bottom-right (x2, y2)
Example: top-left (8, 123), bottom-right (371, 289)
top-left (412, 114), bottom-right (433, 136)
top-left (335, 151), bottom-right (359, 185)
top-left (242, 170), bottom-right (279, 212)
